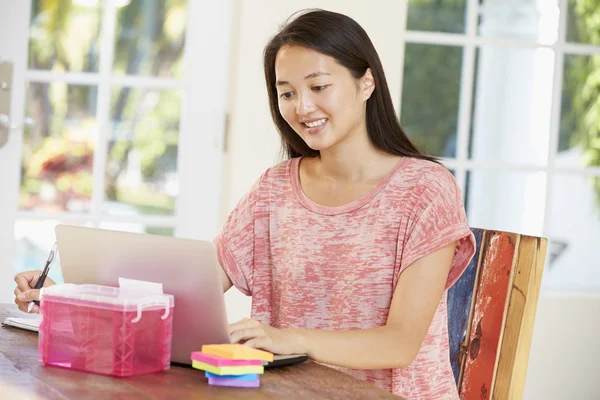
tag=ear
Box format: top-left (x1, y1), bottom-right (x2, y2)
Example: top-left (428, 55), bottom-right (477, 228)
top-left (361, 68), bottom-right (375, 100)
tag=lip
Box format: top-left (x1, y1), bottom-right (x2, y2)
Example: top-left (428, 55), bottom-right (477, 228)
top-left (302, 118), bottom-right (328, 135)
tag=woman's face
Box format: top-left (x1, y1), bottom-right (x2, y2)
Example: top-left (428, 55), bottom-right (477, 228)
top-left (274, 45), bottom-right (374, 153)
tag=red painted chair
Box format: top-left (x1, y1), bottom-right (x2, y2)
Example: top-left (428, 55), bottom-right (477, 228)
top-left (448, 229), bottom-right (548, 399)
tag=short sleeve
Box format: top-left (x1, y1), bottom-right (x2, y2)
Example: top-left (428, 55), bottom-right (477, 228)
top-left (213, 173), bottom-right (266, 296)
top-left (398, 168), bottom-right (476, 290)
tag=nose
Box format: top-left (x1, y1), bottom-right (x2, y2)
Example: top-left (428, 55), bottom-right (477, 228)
top-left (296, 92), bottom-right (316, 116)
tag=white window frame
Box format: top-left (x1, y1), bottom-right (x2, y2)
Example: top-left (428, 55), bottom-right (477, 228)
top-left (0, 0), bottom-right (233, 301)
top-left (13, 0), bottom-right (232, 240)
top-left (397, 0), bottom-right (600, 296)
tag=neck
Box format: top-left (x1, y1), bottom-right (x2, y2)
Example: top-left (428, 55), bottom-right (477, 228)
top-left (316, 123), bottom-right (397, 182)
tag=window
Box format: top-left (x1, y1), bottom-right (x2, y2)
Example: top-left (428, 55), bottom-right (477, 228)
top-left (15, 0), bottom-right (189, 280)
top-left (400, 0), bottom-right (600, 290)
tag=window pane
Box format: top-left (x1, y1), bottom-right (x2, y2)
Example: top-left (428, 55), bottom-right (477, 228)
top-left (28, 0), bottom-right (102, 72)
top-left (469, 47), bottom-right (553, 165)
top-left (407, 0), bottom-right (466, 34)
top-left (113, 0), bottom-right (187, 77)
top-left (13, 220), bottom-right (92, 283)
top-left (558, 54), bottom-right (600, 169)
top-left (566, 0), bottom-right (600, 45)
top-left (546, 175), bottom-right (600, 288)
top-left (21, 82), bottom-right (97, 213)
top-left (14, 221), bottom-right (172, 283)
top-left (104, 87), bottom-right (180, 217)
top-left (401, 44), bottom-right (462, 158)
top-left (466, 170), bottom-right (546, 237)
top-left (98, 222), bottom-right (174, 237)
top-left (478, 0), bottom-right (560, 45)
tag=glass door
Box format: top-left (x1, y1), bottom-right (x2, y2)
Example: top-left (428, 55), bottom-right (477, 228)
top-left (0, 0), bottom-right (232, 301)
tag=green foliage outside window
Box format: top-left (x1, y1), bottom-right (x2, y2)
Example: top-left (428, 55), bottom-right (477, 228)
top-left (562, 0), bottom-right (600, 206)
top-left (23, 0), bottom-right (186, 216)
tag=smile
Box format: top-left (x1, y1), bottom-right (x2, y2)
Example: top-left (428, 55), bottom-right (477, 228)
top-left (303, 118), bottom-right (327, 128)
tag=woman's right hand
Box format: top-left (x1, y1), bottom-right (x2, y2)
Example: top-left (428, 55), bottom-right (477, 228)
top-left (14, 270), bottom-right (57, 314)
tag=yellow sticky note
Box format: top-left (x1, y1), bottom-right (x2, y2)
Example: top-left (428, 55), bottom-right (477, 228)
top-left (192, 360), bottom-right (264, 375)
top-left (202, 344), bottom-right (274, 362)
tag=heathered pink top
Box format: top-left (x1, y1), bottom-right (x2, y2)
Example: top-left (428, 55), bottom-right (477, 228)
top-left (214, 156), bottom-right (476, 399)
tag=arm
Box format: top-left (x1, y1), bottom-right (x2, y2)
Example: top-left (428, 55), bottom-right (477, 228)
top-left (229, 241), bottom-right (456, 370)
top-left (219, 263), bottom-right (234, 293)
top-left (297, 242), bottom-right (455, 369)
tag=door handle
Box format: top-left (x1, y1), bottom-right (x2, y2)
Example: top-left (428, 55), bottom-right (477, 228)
top-left (0, 114), bottom-right (35, 130)
top-left (0, 113), bottom-right (36, 149)
top-left (0, 61), bottom-right (33, 149)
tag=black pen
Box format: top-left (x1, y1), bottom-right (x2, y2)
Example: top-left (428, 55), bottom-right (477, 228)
top-left (27, 242), bottom-right (57, 313)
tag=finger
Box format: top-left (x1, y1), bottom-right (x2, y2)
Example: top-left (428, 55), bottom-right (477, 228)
top-left (14, 271), bottom-right (41, 292)
top-left (243, 337), bottom-right (270, 350)
top-left (17, 289), bottom-right (40, 303)
top-left (228, 317), bottom-right (256, 329)
top-left (14, 270), bottom-right (40, 285)
top-left (16, 300), bottom-right (28, 313)
top-left (228, 318), bottom-right (259, 335)
top-left (28, 304), bottom-right (40, 314)
top-left (13, 288), bottom-right (24, 307)
top-left (230, 327), bottom-right (265, 344)
top-left (228, 320), bottom-right (261, 338)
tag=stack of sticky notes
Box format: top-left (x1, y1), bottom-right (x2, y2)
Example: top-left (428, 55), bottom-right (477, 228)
top-left (191, 344), bottom-right (274, 388)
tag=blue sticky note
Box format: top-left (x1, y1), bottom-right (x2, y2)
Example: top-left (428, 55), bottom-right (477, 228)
top-left (205, 371), bottom-right (259, 381)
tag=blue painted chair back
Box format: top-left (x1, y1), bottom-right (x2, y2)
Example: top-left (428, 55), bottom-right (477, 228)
top-left (447, 228), bottom-right (484, 384)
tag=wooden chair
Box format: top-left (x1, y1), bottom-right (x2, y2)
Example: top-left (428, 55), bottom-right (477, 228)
top-left (448, 229), bottom-right (548, 400)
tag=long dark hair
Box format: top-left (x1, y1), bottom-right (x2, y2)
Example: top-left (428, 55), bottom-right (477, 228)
top-left (263, 9), bottom-right (437, 163)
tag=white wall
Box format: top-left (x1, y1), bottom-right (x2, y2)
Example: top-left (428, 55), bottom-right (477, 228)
top-left (524, 294), bottom-right (600, 400)
top-left (220, 1), bottom-right (600, 398)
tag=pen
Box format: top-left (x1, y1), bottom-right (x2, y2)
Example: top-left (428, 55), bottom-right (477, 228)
top-left (27, 242), bottom-right (57, 313)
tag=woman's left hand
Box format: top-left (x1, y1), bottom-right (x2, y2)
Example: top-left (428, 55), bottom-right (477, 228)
top-left (228, 318), bottom-right (305, 355)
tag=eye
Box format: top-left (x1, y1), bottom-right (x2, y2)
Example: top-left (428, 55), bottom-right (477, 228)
top-left (312, 85), bottom-right (330, 92)
top-left (279, 91), bottom-right (294, 100)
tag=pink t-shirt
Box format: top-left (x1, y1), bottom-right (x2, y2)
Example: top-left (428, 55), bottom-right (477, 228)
top-left (215, 156), bottom-right (476, 399)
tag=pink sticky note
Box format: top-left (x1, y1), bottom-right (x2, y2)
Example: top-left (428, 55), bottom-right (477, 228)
top-left (191, 351), bottom-right (263, 367)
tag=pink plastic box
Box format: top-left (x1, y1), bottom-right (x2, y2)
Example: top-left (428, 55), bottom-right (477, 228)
top-left (38, 283), bottom-right (174, 377)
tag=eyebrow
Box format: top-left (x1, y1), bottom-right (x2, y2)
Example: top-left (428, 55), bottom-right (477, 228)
top-left (275, 71), bottom-right (331, 86)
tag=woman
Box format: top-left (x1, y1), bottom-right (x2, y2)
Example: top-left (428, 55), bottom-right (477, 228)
top-left (15, 9), bottom-right (475, 399)
top-left (217, 9), bottom-right (475, 399)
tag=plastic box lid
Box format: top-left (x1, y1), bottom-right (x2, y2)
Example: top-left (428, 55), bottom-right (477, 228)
top-left (40, 283), bottom-right (174, 323)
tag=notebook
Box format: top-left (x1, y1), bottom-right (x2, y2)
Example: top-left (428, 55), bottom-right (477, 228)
top-left (2, 317), bottom-right (41, 333)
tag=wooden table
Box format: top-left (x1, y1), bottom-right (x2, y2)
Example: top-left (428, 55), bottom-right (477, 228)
top-left (0, 304), bottom-right (399, 399)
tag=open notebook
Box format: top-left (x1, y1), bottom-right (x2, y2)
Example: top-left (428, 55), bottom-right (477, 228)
top-left (2, 317), bottom-right (40, 333)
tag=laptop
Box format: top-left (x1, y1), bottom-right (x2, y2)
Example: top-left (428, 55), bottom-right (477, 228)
top-left (54, 224), bottom-right (231, 366)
